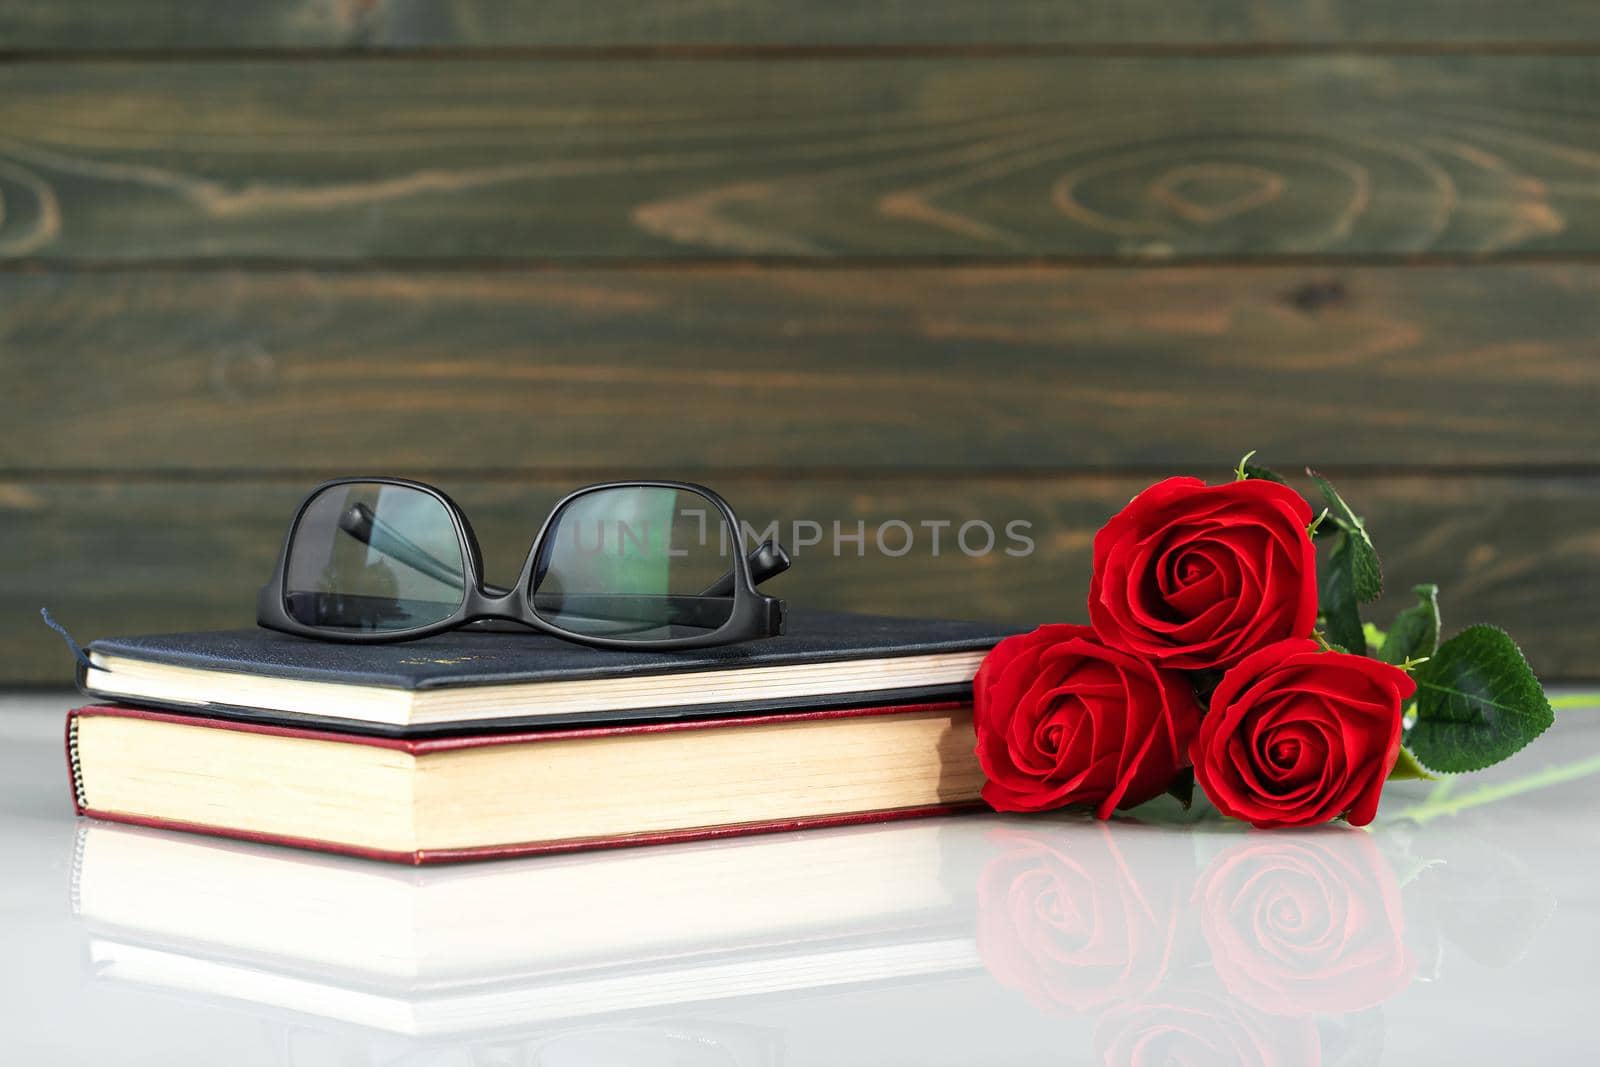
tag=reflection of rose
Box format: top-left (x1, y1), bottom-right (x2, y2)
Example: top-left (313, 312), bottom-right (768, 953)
top-left (1198, 834), bottom-right (1414, 1016)
top-left (1094, 983), bottom-right (1321, 1067)
top-left (976, 825), bottom-right (1180, 1013)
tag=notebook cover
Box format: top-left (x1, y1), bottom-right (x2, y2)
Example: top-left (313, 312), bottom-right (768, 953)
top-left (79, 608), bottom-right (1017, 736)
top-left (66, 703), bottom-right (988, 866)
top-left (84, 609), bottom-right (1014, 689)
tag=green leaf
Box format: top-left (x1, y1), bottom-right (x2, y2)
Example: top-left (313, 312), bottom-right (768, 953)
top-left (1190, 667), bottom-right (1225, 710)
top-left (1388, 745), bottom-right (1437, 781)
top-left (1307, 471), bottom-right (1382, 600)
top-left (1244, 464), bottom-right (1288, 485)
top-left (1408, 625), bottom-right (1554, 774)
top-left (1165, 767), bottom-right (1196, 809)
top-left (1363, 621), bottom-right (1388, 654)
top-left (1380, 584), bottom-right (1441, 666)
top-left (1319, 531), bottom-right (1368, 657)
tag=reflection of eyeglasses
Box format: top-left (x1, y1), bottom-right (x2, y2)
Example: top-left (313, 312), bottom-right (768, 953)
top-left (256, 478), bottom-right (789, 649)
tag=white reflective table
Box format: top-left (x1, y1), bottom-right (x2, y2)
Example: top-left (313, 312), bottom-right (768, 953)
top-left (3, 691), bottom-right (1598, 1064)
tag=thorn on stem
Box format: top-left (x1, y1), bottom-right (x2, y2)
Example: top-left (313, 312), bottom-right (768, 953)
top-left (1234, 450), bottom-right (1258, 481)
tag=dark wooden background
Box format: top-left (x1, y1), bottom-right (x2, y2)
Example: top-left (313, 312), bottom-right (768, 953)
top-left (3, 3), bottom-right (1597, 682)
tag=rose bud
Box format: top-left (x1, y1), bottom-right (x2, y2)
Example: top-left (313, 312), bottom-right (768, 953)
top-left (974, 624), bottom-right (1202, 817)
top-left (976, 825), bottom-right (1184, 1014)
top-left (1191, 640), bottom-right (1415, 829)
top-left (1089, 477), bottom-right (1318, 671)
top-left (1198, 834), bottom-right (1414, 1016)
top-left (1094, 982), bottom-right (1321, 1067)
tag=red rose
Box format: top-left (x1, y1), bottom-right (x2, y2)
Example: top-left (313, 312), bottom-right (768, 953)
top-left (1192, 640), bottom-right (1414, 829)
top-left (974, 625), bottom-right (1202, 817)
top-left (976, 825), bottom-right (1182, 1013)
top-left (1198, 834), bottom-right (1414, 1016)
top-left (1089, 477), bottom-right (1318, 670)
top-left (1094, 982), bottom-right (1321, 1067)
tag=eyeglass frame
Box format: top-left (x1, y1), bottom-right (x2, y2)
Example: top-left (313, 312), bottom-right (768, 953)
top-left (256, 477), bottom-right (788, 649)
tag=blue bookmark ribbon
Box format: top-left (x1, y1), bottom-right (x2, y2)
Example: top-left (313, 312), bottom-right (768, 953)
top-left (40, 607), bottom-right (95, 672)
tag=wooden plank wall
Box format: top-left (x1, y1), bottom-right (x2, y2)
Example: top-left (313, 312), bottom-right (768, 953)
top-left (2, 3), bottom-right (1597, 682)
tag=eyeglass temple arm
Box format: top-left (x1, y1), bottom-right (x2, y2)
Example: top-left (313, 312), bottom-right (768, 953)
top-left (339, 503), bottom-right (468, 588)
top-left (697, 539), bottom-right (790, 597)
top-left (341, 504), bottom-right (789, 599)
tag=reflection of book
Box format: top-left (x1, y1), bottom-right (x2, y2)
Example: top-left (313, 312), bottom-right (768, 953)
top-left (74, 821), bottom-right (982, 1036)
top-left (251, 1018), bottom-right (786, 1067)
top-left (87, 935), bottom-right (980, 1038)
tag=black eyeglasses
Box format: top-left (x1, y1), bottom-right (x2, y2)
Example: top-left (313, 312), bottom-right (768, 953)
top-left (257, 478), bottom-right (788, 649)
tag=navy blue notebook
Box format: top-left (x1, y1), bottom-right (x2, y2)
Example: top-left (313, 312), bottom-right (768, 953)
top-left (80, 609), bottom-right (1017, 736)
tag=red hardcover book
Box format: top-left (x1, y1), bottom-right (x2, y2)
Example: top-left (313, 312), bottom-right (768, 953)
top-left (67, 702), bottom-right (985, 865)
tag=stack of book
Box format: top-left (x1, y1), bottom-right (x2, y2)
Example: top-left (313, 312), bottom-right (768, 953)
top-left (68, 610), bottom-right (1013, 864)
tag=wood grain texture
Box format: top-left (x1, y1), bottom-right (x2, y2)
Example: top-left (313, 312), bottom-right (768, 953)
top-left (4, 264), bottom-right (1597, 472)
top-left (3, 56), bottom-right (1600, 261)
top-left (4, 1), bottom-right (1600, 49)
top-left (6, 475), bottom-right (1596, 683)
